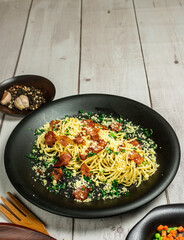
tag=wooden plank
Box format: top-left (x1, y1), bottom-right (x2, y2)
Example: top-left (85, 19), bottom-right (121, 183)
top-left (79, 0), bottom-right (150, 105)
top-left (0, 0), bottom-right (31, 82)
top-left (0, 0), bottom-right (81, 239)
top-left (74, 1), bottom-right (167, 240)
top-left (0, 0), bottom-right (31, 125)
top-left (134, 0), bottom-right (184, 203)
top-left (16, 0), bottom-right (81, 99)
top-left (0, 0), bottom-right (31, 210)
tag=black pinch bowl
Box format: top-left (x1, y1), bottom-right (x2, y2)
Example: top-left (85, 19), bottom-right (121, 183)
top-left (126, 204), bottom-right (184, 240)
top-left (4, 94), bottom-right (180, 218)
top-left (0, 75), bottom-right (56, 116)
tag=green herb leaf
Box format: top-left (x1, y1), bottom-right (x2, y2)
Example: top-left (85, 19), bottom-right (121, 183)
top-left (88, 153), bottom-right (97, 157)
top-left (63, 168), bottom-right (72, 178)
top-left (34, 128), bottom-right (45, 135)
top-left (26, 153), bottom-right (37, 159)
top-left (109, 132), bottom-right (117, 139)
top-left (106, 148), bottom-right (113, 154)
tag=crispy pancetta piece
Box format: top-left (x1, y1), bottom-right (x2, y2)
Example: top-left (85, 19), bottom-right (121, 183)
top-left (110, 122), bottom-right (122, 132)
top-left (81, 163), bottom-right (92, 177)
top-left (58, 135), bottom-right (70, 147)
top-left (72, 185), bottom-right (91, 201)
top-left (51, 168), bottom-right (63, 181)
top-left (54, 152), bottom-right (72, 167)
top-left (128, 150), bottom-right (144, 164)
top-left (45, 131), bottom-right (57, 146)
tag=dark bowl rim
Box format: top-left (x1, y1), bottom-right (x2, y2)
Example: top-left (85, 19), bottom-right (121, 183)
top-left (0, 74), bottom-right (56, 116)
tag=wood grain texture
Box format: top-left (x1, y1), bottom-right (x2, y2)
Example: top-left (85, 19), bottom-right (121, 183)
top-left (74, 1), bottom-right (167, 240)
top-left (1, 0), bottom-right (182, 240)
top-left (0, 0), bottom-right (31, 82)
top-left (0, 0), bottom-right (31, 124)
top-left (0, 223), bottom-right (56, 240)
top-left (16, 0), bottom-right (81, 100)
top-left (0, 192), bottom-right (49, 235)
top-left (79, 0), bottom-right (150, 105)
top-left (134, 0), bottom-right (184, 203)
top-left (0, 0), bottom-right (32, 211)
top-left (0, 0), bottom-right (81, 239)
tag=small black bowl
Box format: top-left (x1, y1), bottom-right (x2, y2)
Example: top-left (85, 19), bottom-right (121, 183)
top-left (126, 204), bottom-right (184, 240)
top-left (0, 75), bottom-right (56, 116)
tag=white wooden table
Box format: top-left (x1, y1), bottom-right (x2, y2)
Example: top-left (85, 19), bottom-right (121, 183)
top-left (0, 0), bottom-right (184, 239)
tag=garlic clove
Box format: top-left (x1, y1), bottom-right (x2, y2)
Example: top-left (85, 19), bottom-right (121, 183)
top-left (14, 95), bottom-right (29, 110)
top-left (1, 91), bottom-right (12, 105)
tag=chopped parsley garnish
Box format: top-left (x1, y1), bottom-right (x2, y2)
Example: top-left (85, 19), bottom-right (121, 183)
top-left (109, 132), bottom-right (117, 139)
top-left (53, 158), bottom-right (57, 164)
top-left (34, 128), bottom-right (45, 135)
top-left (144, 128), bottom-right (153, 137)
top-left (112, 179), bottom-right (119, 187)
top-left (88, 153), bottom-right (97, 157)
top-left (76, 156), bottom-right (80, 162)
top-left (26, 153), bottom-right (37, 159)
top-left (106, 148), bottom-right (113, 154)
top-left (65, 129), bottom-right (71, 135)
top-left (63, 168), bottom-right (72, 178)
top-left (123, 134), bottom-right (127, 139)
top-left (44, 162), bottom-right (50, 167)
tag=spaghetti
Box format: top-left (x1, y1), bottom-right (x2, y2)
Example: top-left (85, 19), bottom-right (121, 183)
top-left (28, 112), bottom-right (159, 202)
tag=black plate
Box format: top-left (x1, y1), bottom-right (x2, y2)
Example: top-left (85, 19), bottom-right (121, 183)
top-left (4, 94), bottom-right (180, 218)
top-left (0, 75), bottom-right (55, 116)
top-left (126, 204), bottom-right (184, 240)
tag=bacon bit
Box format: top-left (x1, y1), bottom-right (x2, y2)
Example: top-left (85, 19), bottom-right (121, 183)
top-left (72, 185), bottom-right (91, 201)
top-left (76, 132), bottom-right (85, 137)
top-left (73, 136), bottom-right (85, 145)
top-left (51, 168), bottom-right (63, 181)
top-left (84, 119), bottom-right (95, 127)
top-left (110, 122), bottom-right (122, 132)
top-left (50, 120), bottom-right (60, 129)
top-left (58, 135), bottom-right (70, 147)
top-left (91, 133), bottom-right (100, 141)
top-left (54, 152), bottom-right (72, 167)
top-left (128, 150), bottom-right (144, 164)
top-left (129, 139), bottom-right (142, 149)
top-left (79, 153), bottom-right (87, 160)
top-left (82, 126), bottom-right (90, 135)
top-left (37, 169), bottom-right (43, 175)
top-left (118, 142), bottom-right (126, 151)
top-left (93, 139), bottom-right (107, 153)
top-left (81, 163), bottom-right (92, 177)
top-left (89, 128), bottom-right (100, 141)
top-left (80, 140), bottom-right (107, 159)
top-left (44, 131), bottom-right (57, 146)
top-left (101, 125), bottom-right (108, 130)
top-left (82, 119), bottom-right (101, 141)
top-left (79, 146), bottom-right (93, 160)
